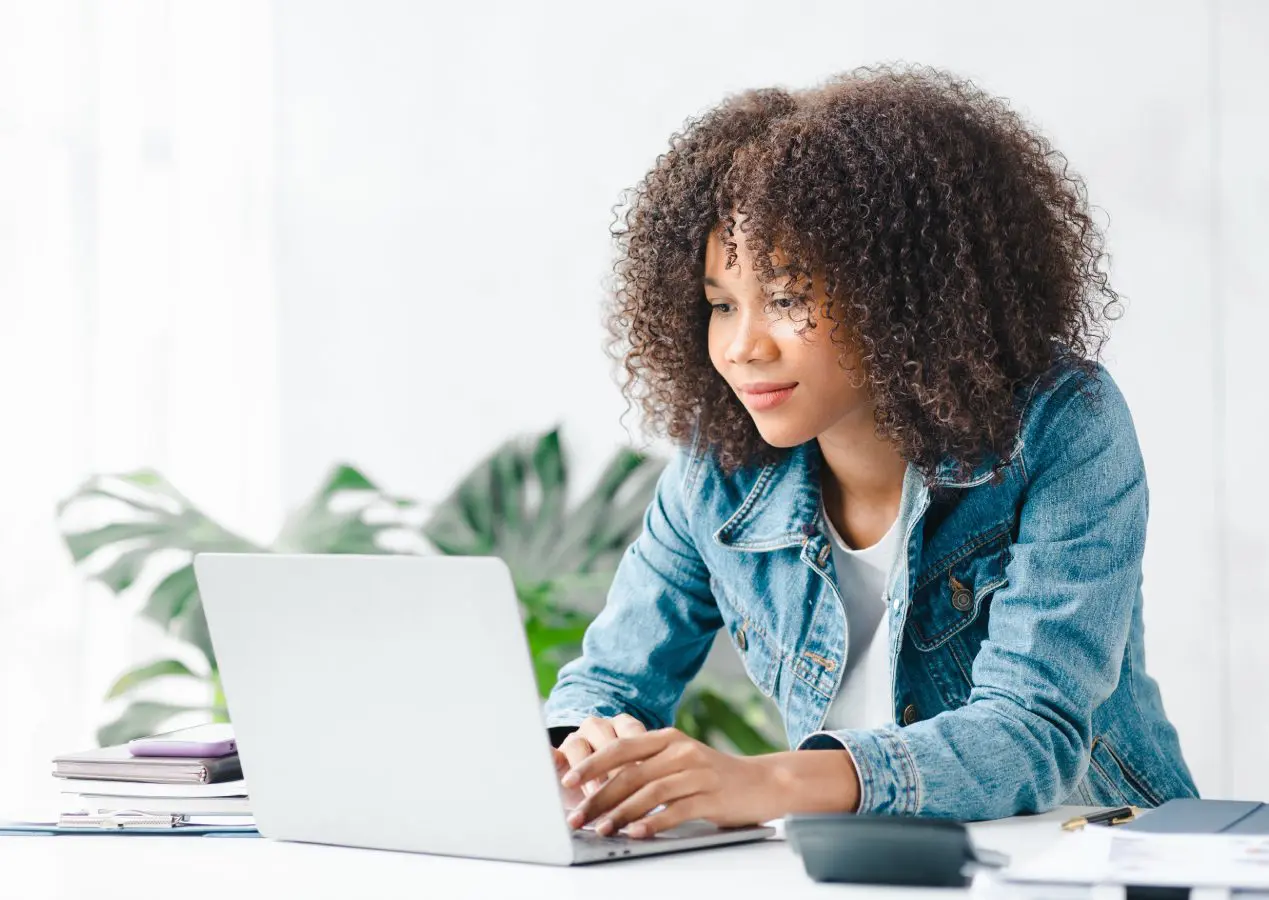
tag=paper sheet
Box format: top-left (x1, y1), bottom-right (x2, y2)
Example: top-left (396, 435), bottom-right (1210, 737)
top-left (1002, 828), bottom-right (1269, 890)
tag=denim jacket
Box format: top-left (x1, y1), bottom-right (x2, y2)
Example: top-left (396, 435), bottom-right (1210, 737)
top-left (544, 357), bottom-right (1199, 820)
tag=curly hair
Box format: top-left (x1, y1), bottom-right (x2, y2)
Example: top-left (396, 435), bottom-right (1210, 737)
top-left (605, 64), bottom-right (1123, 490)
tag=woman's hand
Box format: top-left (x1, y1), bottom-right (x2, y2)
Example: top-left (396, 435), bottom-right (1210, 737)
top-left (561, 727), bottom-right (860, 838)
top-left (551, 714), bottom-right (647, 809)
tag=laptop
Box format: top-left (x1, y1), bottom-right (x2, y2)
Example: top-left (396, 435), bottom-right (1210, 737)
top-left (192, 553), bottom-right (775, 864)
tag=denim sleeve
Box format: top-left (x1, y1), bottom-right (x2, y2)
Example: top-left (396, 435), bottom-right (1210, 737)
top-left (798, 368), bottom-right (1148, 819)
top-left (543, 446), bottom-right (723, 730)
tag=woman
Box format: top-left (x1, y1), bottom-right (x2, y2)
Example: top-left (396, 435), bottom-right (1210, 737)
top-left (543, 64), bottom-right (1197, 838)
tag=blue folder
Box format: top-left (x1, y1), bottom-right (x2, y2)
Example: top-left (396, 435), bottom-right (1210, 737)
top-left (0, 819), bottom-right (258, 837)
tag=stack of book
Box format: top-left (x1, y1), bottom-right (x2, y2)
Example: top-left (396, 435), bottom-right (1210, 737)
top-left (52, 743), bottom-right (252, 828)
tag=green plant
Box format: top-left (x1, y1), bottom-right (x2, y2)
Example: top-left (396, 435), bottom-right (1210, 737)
top-left (57, 428), bottom-right (781, 754)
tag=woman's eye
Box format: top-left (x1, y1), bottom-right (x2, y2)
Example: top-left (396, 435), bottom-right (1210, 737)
top-left (709, 302), bottom-right (732, 315)
top-left (772, 296), bottom-right (802, 311)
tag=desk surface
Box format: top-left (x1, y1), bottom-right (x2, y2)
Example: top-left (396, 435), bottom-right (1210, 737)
top-left (0, 806), bottom-right (1093, 899)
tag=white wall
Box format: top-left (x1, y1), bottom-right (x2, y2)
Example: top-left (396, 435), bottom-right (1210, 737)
top-left (0, 0), bottom-right (277, 817)
top-left (1217, 1), bottom-right (1269, 803)
top-left (273, 0), bottom-right (1267, 799)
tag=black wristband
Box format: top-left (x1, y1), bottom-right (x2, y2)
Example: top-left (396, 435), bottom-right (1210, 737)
top-left (548, 725), bottom-right (580, 749)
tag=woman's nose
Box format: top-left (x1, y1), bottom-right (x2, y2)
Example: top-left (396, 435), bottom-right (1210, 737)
top-left (725, 310), bottom-right (777, 365)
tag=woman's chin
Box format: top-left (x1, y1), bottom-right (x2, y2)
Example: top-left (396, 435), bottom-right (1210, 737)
top-left (753, 420), bottom-right (815, 449)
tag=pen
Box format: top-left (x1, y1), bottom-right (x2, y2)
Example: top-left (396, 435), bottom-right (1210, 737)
top-left (1061, 806), bottom-right (1140, 831)
top-left (59, 812), bottom-right (182, 829)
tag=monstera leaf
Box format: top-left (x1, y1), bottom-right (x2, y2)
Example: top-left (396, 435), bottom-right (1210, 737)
top-left (59, 428), bottom-right (782, 755)
top-left (675, 684), bottom-right (779, 756)
top-left (58, 464), bottom-right (409, 744)
top-left (422, 429), bottom-right (661, 602)
top-left (273, 464), bottom-right (424, 554)
top-left (421, 430), bottom-right (663, 697)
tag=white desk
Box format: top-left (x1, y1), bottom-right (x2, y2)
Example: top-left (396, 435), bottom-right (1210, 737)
top-left (0, 806), bottom-right (1092, 899)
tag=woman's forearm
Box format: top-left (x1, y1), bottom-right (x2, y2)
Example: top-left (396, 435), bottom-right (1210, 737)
top-left (754, 749), bottom-right (861, 817)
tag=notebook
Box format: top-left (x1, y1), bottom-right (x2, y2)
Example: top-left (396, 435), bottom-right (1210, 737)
top-left (52, 745), bottom-right (242, 784)
top-left (52, 777), bottom-right (247, 798)
top-left (1120, 799), bottom-right (1269, 835)
top-left (64, 792), bottom-right (251, 816)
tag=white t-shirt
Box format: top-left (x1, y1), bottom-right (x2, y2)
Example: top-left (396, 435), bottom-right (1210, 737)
top-left (818, 481), bottom-right (908, 732)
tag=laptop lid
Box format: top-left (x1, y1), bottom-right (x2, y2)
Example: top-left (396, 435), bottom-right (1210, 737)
top-left (193, 553), bottom-right (575, 865)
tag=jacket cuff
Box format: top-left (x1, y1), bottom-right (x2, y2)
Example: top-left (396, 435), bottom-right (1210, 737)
top-left (547, 725), bottom-right (579, 749)
top-left (543, 706), bottom-right (606, 733)
top-left (796, 726), bottom-right (922, 816)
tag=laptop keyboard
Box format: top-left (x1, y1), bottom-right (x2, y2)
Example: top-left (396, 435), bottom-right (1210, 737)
top-left (572, 828), bottom-right (638, 846)
top-left (571, 820), bottom-right (723, 845)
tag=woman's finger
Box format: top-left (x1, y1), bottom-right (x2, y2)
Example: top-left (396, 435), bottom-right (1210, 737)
top-left (611, 713), bottom-right (647, 739)
top-left (578, 716), bottom-right (620, 749)
top-left (592, 770), bottom-right (707, 836)
top-left (552, 747), bottom-right (570, 776)
top-left (625, 793), bottom-right (711, 839)
top-left (566, 741), bottom-right (687, 828)
top-left (572, 717), bottom-right (646, 796)
top-left (552, 748), bottom-right (585, 809)
top-left (563, 728), bottom-right (679, 788)
top-left (559, 732), bottom-right (595, 768)
top-left (559, 732), bottom-right (611, 797)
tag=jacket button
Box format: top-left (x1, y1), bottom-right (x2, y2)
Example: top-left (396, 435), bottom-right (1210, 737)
top-left (951, 588), bottom-right (974, 612)
top-left (817, 543), bottom-right (831, 567)
top-left (902, 703), bottom-right (920, 726)
top-left (736, 628), bottom-right (748, 652)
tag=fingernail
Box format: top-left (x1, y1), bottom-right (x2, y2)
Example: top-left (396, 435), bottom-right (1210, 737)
top-left (567, 810), bottom-right (583, 828)
top-left (596, 818), bottom-right (613, 835)
top-left (629, 824), bottom-right (648, 838)
top-left (561, 771), bottom-right (580, 788)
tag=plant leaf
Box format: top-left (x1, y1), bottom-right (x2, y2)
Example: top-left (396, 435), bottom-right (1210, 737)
top-left (490, 443), bottom-right (528, 560)
top-left (175, 594), bottom-right (217, 670)
top-left (592, 460), bottom-right (665, 552)
top-left (106, 659), bottom-right (201, 699)
top-left (272, 463), bottom-right (405, 553)
top-left (59, 472), bottom-right (261, 587)
top-left (532, 655), bottom-right (562, 698)
top-left (64, 522), bottom-right (172, 563)
top-left (96, 702), bottom-right (213, 747)
top-left (320, 464), bottom-right (378, 496)
top-left (675, 688), bottom-right (781, 756)
top-left (457, 465), bottom-right (497, 550)
top-left (423, 455), bottom-right (499, 557)
top-left (545, 450), bottom-right (661, 575)
top-left (141, 565), bottom-right (199, 628)
top-left (56, 484), bottom-right (171, 518)
top-left (94, 547), bottom-right (153, 593)
top-left (524, 428), bottom-right (567, 567)
top-left (422, 432), bottom-right (662, 589)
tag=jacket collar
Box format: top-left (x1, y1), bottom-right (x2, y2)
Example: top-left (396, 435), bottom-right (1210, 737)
top-left (711, 439), bottom-right (1015, 551)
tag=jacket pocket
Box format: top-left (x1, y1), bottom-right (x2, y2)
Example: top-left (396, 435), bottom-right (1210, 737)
top-left (711, 579), bottom-right (781, 698)
top-left (1088, 735), bottom-right (1166, 808)
top-left (727, 617), bottom-right (780, 697)
top-left (906, 521), bottom-right (1012, 652)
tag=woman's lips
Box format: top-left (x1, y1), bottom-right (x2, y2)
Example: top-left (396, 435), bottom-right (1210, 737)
top-left (739, 382), bottom-right (798, 411)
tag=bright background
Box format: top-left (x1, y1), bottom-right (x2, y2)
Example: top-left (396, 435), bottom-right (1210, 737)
top-left (1, 0), bottom-right (1265, 816)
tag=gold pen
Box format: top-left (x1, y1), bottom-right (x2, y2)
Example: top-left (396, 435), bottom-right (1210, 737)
top-left (1061, 806), bottom-right (1141, 831)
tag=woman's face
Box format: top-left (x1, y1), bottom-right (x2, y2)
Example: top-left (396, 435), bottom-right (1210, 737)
top-left (704, 221), bottom-right (873, 448)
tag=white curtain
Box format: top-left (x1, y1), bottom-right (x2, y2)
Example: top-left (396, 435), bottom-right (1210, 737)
top-left (0, 0), bottom-right (278, 817)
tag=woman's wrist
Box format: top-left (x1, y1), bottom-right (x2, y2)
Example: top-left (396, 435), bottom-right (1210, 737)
top-left (752, 748), bottom-right (861, 818)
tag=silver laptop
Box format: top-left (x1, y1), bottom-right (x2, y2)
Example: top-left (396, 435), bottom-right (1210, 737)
top-left (193, 553), bottom-right (774, 864)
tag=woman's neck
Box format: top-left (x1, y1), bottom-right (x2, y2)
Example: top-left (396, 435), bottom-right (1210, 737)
top-left (816, 427), bottom-right (907, 550)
